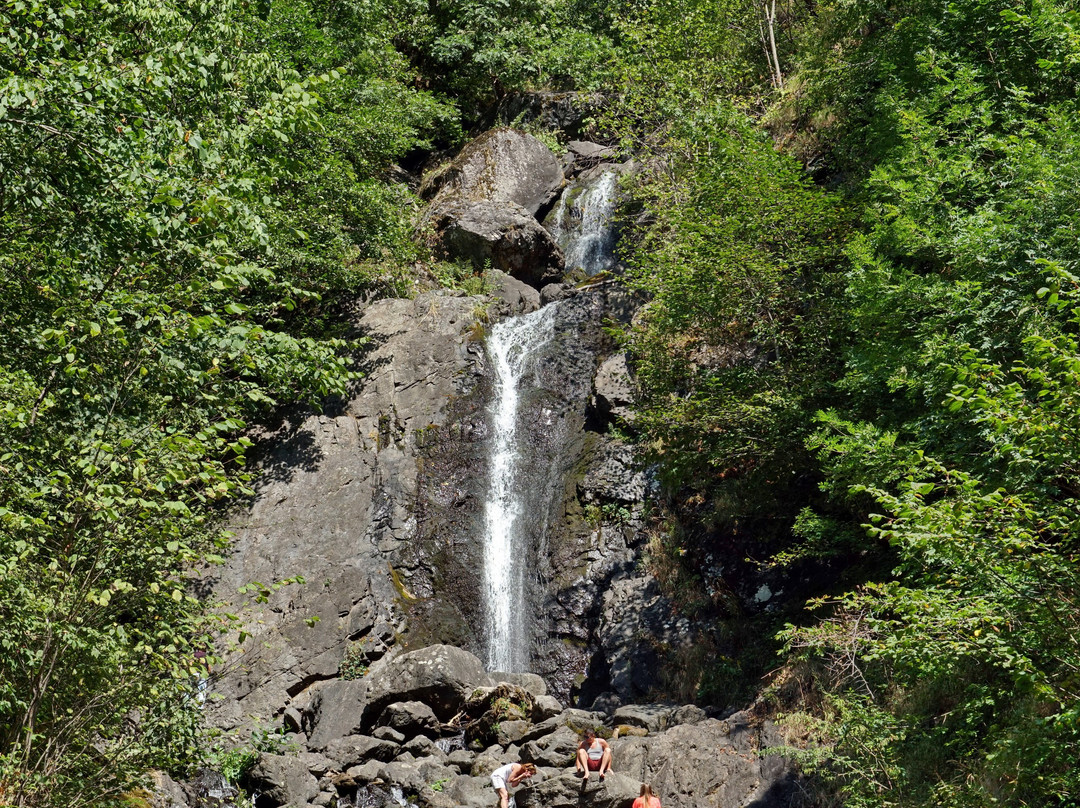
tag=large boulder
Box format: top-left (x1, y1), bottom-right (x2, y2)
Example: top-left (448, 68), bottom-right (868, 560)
top-left (609, 717), bottom-right (799, 808)
top-left (246, 753), bottom-right (319, 806)
top-left (515, 771), bottom-right (639, 808)
top-left (519, 725), bottom-right (581, 768)
top-left (321, 734), bottom-right (400, 766)
top-left (361, 645), bottom-right (488, 726)
top-left (432, 200), bottom-right (563, 288)
top-left (306, 679), bottom-right (369, 749)
top-left (377, 700), bottom-right (441, 739)
top-left (423, 128), bottom-right (564, 215)
top-left (423, 129), bottom-right (567, 289)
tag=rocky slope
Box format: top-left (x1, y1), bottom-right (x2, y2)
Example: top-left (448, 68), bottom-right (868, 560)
top-left (162, 645), bottom-right (801, 808)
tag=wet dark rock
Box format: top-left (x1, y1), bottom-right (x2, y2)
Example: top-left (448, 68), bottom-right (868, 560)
top-left (189, 770), bottom-right (240, 808)
top-left (539, 282), bottom-right (576, 305)
top-left (246, 753), bottom-right (319, 806)
top-left (600, 576), bottom-right (694, 702)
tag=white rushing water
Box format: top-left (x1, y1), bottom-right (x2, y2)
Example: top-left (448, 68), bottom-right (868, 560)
top-left (481, 304), bottom-right (559, 672)
top-left (546, 169), bottom-right (619, 276)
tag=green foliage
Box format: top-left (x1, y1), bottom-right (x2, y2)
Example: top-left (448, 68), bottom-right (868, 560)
top-left (339, 640), bottom-right (370, 681)
top-left (0, 1), bottom-right (355, 804)
top-left (623, 101), bottom-right (846, 521)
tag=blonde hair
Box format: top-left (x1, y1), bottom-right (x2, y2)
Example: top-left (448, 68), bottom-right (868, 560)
top-left (640, 783), bottom-right (654, 798)
top-left (520, 763), bottom-right (537, 775)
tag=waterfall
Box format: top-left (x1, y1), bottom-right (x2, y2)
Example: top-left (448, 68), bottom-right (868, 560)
top-left (545, 169), bottom-right (619, 276)
top-left (481, 305), bottom-right (559, 672)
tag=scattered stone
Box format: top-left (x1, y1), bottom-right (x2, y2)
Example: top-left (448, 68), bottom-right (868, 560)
top-left (447, 749), bottom-right (475, 773)
top-left (612, 704), bottom-right (673, 734)
top-left (540, 282), bottom-right (576, 305)
top-left (670, 704), bottom-right (708, 726)
top-left (520, 725), bottom-right (580, 768)
top-left (246, 753), bottom-right (319, 807)
top-left (322, 734), bottom-right (400, 766)
top-left (377, 700), bottom-right (442, 739)
top-left (531, 694), bottom-right (563, 722)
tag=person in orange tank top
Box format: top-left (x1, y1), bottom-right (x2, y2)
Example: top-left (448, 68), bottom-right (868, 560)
top-left (632, 783), bottom-right (661, 808)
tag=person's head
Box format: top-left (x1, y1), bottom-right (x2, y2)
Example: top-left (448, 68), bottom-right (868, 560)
top-left (583, 728), bottom-right (596, 743)
top-left (520, 763), bottom-right (537, 777)
top-left (640, 783), bottom-right (654, 798)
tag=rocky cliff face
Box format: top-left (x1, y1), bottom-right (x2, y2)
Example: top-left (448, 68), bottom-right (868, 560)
top-left (189, 127), bottom-right (800, 808)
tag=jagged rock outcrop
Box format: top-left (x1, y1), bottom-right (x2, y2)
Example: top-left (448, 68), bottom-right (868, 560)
top-left (422, 128), bottom-right (564, 216)
top-left (424, 129), bottom-right (566, 287)
top-left (431, 200), bottom-right (564, 288)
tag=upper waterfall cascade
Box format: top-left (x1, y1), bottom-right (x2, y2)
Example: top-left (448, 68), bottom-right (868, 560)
top-left (545, 169), bottom-right (619, 276)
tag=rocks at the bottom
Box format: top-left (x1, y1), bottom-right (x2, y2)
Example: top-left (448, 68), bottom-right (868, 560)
top-left (306, 679), bottom-right (370, 749)
top-left (516, 771), bottom-right (639, 808)
top-left (612, 717), bottom-right (799, 808)
top-left (520, 725), bottom-right (580, 768)
top-left (188, 769), bottom-right (239, 808)
top-left (322, 734), bottom-right (400, 767)
top-left (361, 644), bottom-right (488, 728)
top-left (489, 269), bottom-right (541, 315)
top-left (446, 774), bottom-right (496, 808)
top-left (246, 753), bottom-right (318, 806)
top-left (149, 770), bottom-right (190, 808)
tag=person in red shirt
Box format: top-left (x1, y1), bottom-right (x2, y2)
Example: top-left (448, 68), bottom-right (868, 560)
top-left (633, 783), bottom-right (661, 808)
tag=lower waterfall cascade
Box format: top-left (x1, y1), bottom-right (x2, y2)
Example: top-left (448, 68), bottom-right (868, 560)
top-left (481, 303), bottom-right (560, 672)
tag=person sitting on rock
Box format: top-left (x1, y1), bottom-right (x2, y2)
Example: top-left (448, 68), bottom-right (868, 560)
top-left (633, 783), bottom-right (661, 808)
top-left (575, 728), bottom-right (612, 781)
top-left (491, 761), bottom-right (536, 808)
